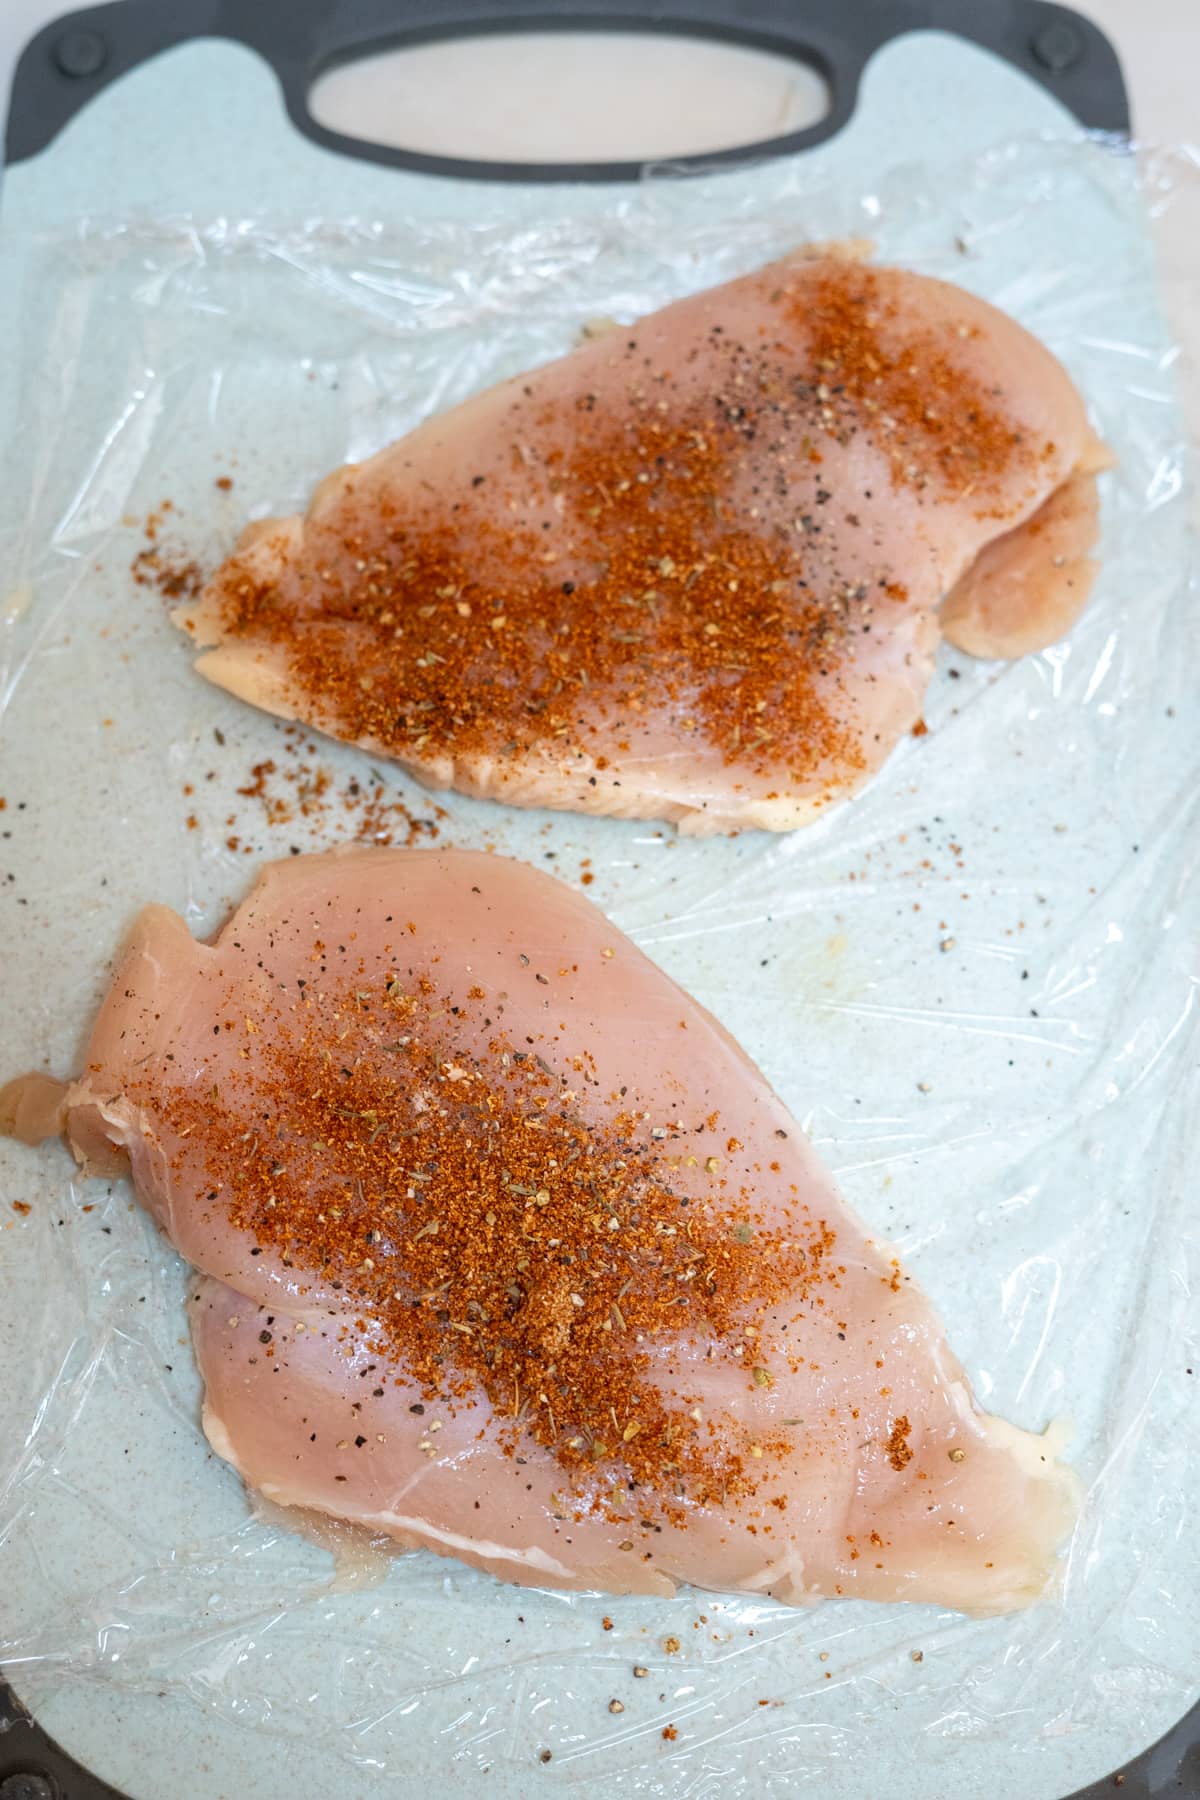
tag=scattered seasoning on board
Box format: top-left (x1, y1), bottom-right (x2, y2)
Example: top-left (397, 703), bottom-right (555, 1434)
top-left (141, 500), bottom-right (172, 541)
top-left (234, 728), bottom-right (446, 850)
top-left (129, 501), bottom-right (207, 601)
top-left (180, 727), bottom-right (446, 851)
top-left (130, 503), bottom-right (205, 602)
top-left (132, 544), bottom-right (205, 603)
top-left (197, 262), bottom-right (1047, 798)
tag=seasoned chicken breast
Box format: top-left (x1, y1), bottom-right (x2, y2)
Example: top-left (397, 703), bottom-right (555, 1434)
top-left (177, 253), bottom-right (1106, 834)
top-left (5, 848), bottom-right (1076, 1611)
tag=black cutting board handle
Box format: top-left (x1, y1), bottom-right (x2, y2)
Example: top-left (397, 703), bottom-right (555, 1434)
top-left (7, 0), bottom-right (1128, 177)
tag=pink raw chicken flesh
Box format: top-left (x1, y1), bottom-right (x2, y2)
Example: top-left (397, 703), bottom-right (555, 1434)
top-left (177, 252), bottom-right (1107, 834)
top-left (6, 849), bottom-right (1075, 1611)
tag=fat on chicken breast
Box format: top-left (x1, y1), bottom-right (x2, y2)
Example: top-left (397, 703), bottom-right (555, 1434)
top-left (176, 252), bottom-right (1107, 834)
top-left (4, 849), bottom-right (1076, 1612)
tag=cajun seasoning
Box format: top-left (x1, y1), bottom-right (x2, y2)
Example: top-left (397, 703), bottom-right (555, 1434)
top-left (197, 261), bottom-right (1049, 799)
top-left (235, 728), bottom-right (445, 850)
top-left (885, 1415), bottom-right (914, 1472)
top-left (136, 969), bottom-right (840, 1523)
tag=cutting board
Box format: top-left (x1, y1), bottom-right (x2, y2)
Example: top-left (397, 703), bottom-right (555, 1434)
top-left (2, 6), bottom-right (1196, 1800)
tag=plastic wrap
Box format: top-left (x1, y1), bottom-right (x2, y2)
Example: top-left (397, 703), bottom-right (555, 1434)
top-left (0, 134), bottom-right (1197, 1798)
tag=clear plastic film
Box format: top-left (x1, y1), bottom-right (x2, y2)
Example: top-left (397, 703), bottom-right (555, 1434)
top-left (0, 135), bottom-right (1197, 1799)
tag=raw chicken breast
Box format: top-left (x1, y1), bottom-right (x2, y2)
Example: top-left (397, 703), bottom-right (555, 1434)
top-left (6, 849), bottom-right (1075, 1611)
top-left (940, 468), bottom-right (1102, 658)
top-left (177, 252), bottom-right (1106, 834)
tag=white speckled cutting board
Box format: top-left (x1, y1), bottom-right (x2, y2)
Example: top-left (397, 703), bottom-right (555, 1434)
top-left (0, 26), bottom-right (1196, 1800)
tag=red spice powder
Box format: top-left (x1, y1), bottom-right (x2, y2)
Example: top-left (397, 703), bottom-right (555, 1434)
top-left (235, 728), bottom-right (445, 849)
top-left (885, 1415), bottom-right (914, 1472)
top-left (213, 395), bottom-right (863, 786)
top-left (790, 264), bottom-right (1028, 493)
top-left (132, 545), bottom-right (205, 603)
top-left (130, 500), bottom-right (202, 603)
top-left (141, 976), bottom-right (837, 1517)
top-left (199, 259), bottom-right (1048, 795)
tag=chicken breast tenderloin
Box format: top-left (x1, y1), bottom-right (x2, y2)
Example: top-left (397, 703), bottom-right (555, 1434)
top-left (5, 848), bottom-right (1076, 1612)
top-left (177, 253), bottom-right (1106, 834)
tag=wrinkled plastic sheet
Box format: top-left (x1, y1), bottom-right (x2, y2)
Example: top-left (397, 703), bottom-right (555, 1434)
top-left (0, 136), bottom-right (1197, 1797)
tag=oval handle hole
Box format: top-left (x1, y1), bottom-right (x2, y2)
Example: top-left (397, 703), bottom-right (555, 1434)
top-left (308, 29), bottom-right (831, 169)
